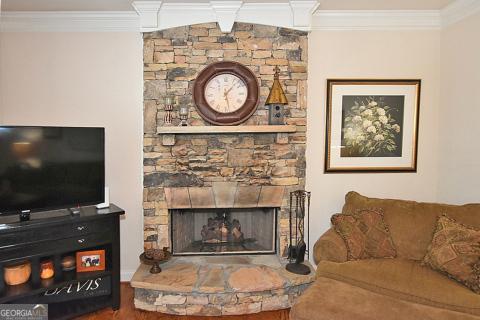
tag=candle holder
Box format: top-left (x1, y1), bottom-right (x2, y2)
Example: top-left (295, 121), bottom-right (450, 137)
top-left (179, 105), bottom-right (189, 126)
top-left (163, 96), bottom-right (174, 126)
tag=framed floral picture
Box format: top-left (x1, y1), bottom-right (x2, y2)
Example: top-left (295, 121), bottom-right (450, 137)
top-left (325, 79), bottom-right (421, 172)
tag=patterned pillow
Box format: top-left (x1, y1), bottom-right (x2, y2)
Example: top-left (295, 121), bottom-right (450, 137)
top-left (422, 215), bottom-right (480, 293)
top-left (331, 208), bottom-right (397, 260)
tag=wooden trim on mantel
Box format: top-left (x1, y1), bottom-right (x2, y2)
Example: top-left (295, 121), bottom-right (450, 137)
top-left (157, 125), bottom-right (297, 145)
top-left (156, 125), bottom-right (297, 134)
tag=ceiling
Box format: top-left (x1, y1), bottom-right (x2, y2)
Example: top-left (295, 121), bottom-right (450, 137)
top-left (1, 0), bottom-right (456, 12)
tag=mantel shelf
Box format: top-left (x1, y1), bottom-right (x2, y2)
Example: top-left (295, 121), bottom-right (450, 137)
top-left (156, 125), bottom-right (297, 145)
top-left (156, 125), bottom-right (297, 134)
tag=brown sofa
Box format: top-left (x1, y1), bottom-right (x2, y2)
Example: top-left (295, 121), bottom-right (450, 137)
top-left (290, 191), bottom-right (480, 320)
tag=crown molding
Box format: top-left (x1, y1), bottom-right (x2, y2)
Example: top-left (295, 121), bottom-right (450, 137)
top-left (236, 3), bottom-right (296, 29)
top-left (290, 0), bottom-right (320, 28)
top-left (131, 1), bottom-right (162, 29)
top-left (210, 1), bottom-right (243, 32)
top-left (312, 10), bottom-right (441, 30)
top-left (0, 11), bottom-right (139, 32)
top-left (441, 0), bottom-right (480, 27)
top-left (151, 3), bottom-right (214, 32)
top-left (0, 0), bottom-right (478, 33)
top-left (134, 0), bottom-right (319, 32)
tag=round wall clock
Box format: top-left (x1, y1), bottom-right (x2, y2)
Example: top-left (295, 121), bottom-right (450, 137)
top-left (193, 61), bottom-right (260, 125)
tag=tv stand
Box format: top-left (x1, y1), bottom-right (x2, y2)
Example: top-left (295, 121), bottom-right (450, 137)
top-left (0, 204), bottom-right (125, 320)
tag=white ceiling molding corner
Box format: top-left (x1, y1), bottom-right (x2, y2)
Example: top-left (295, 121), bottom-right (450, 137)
top-left (210, 1), bottom-right (243, 33)
top-left (290, 0), bottom-right (320, 29)
top-left (131, 1), bottom-right (162, 29)
top-left (441, 0), bottom-right (480, 27)
top-left (312, 10), bottom-right (441, 31)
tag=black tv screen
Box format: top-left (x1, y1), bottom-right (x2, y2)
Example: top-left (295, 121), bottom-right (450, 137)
top-left (0, 126), bottom-right (105, 215)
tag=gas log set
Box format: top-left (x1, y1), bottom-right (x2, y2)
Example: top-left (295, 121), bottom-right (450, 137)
top-left (201, 212), bottom-right (244, 244)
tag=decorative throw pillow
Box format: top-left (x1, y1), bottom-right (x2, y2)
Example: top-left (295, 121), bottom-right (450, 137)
top-left (422, 215), bottom-right (480, 293)
top-left (331, 208), bottom-right (397, 260)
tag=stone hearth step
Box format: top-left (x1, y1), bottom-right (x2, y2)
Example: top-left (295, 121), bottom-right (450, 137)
top-left (131, 255), bottom-right (314, 316)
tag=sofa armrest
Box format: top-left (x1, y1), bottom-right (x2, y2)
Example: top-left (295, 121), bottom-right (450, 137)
top-left (313, 228), bottom-right (348, 264)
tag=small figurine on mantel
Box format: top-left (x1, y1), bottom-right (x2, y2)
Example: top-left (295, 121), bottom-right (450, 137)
top-left (265, 66), bottom-right (288, 125)
top-left (163, 96), bottom-right (174, 126)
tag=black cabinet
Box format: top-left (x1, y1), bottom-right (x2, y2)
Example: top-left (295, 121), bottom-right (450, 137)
top-left (0, 204), bottom-right (125, 319)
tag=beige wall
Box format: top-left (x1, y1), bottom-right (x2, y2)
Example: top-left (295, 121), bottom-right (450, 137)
top-left (438, 12), bottom-right (480, 204)
top-left (306, 30), bottom-right (442, 248)
top-left (0, 32), bottom-right (144, 279)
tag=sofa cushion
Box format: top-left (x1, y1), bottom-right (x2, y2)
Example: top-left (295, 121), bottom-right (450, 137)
top-left (331, 208), bottom-right (396, 260)
top-left (342, 191), bottom-right (480, 260)
top-left (290, 277), bottom-right (480, 320)
top-left (423, 215), bottom-right (480, 293)
top-left (316, 259), bottom-right (480, 316)
top-left (313, 228), bottom-right (348, 264)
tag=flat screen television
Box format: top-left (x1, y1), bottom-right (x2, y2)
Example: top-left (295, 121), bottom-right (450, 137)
top-left (0, 126), bottom-right (105, 215)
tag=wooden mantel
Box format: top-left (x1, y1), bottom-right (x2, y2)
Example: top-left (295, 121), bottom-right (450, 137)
top-left (157, 125), bottom-right (297, 145)
top-left (157, 125), bottom-right (296, 134)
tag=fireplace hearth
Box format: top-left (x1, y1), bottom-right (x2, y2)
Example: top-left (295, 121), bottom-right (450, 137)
top-left (171, 208), bottom-right (277, 255)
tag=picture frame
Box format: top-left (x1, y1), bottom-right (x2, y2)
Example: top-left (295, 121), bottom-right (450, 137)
top-left (325, 79), bottom-right (421, 172)
top-left (76, 250), bottom-right (106, 272)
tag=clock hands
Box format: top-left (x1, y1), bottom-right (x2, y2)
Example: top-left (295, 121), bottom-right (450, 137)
top-left (217, 79), bottom-right (242, 112)
top-left (223, 81), bottom-right (239, 111)
top-left (223, 88), bottom-right (231, 112)
top-left (225, 84), bottom-right (234, 95)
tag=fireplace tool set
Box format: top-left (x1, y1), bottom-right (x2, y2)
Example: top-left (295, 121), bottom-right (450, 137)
top-left (286, 190), bottom-right (311, 275)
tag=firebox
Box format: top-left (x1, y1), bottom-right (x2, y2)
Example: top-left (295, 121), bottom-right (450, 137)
top-left (171, 208), bottom-right (277, 255)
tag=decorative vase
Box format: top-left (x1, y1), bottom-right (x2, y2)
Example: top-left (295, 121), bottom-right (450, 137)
top-left (40, 260), bottom-right (55, 279)
top-left (178, 105), bottom-right (189, 126)
top-left (61, 256), bottom-right (76, 271)
top-left (4, 261), bottom-right (31, 285)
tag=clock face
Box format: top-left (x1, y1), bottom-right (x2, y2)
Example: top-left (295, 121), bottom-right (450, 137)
top-left (204, 73), bottom-right (248, 113)
top-left (193, 61), bottom-right (259, 125)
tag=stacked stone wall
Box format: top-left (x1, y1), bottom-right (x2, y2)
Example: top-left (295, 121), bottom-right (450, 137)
top-left (143, 22), bottom-right (308, 256)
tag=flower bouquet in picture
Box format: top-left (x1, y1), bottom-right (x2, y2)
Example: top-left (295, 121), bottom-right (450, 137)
top-left (341, 96), bottom-right (403, 157)
top-left (325, 79), bottom-right (421, 172)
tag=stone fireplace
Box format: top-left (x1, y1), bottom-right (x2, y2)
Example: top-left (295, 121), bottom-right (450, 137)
top-left (142, 22), bottom-right (307, 258)
top-left (134, 21), bottom-right (311, 316)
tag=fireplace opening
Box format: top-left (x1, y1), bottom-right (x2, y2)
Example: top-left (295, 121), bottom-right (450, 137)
top-left (171, 208), bottom-right (277, 255)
